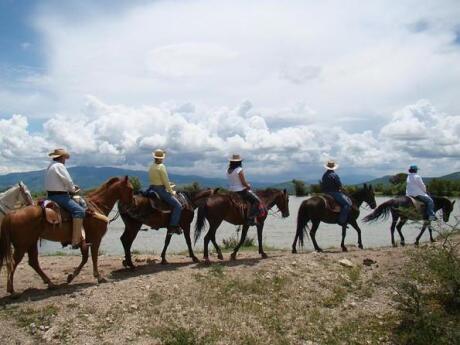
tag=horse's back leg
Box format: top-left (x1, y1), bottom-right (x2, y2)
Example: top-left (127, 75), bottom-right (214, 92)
top-left (90, 239), bottom-right (105, 283)
top-left (341, 224), bottom-right (348, 252)
top-left (7, 248), bottom-right (26, 294)
top-left (390, 211), bottom-right (399, 247)
top-left (396, 218), bottom-right (407, 246)
top-left (231, 225), bottom-right (250, 260)
top-left (348, 219), bottom-right (363, 249)
top-left (428, 224), bottom-right (436, 242)
top-left (27, 244), bottom-right (55, 288)
top-left (415, 221), bottom-right (428, 246)
top-left (120, 217), bottom-right (141, 269)
top-left (66, 245), bottom-right (89, 284)
top-left (210, 231), bottom-right (224, 261)
top-left (203, 219), bottom-right (223, 263)
top-left (160, 232), bottom-right (173, 265)
top-left (310, 220), bottom-right (322, 252)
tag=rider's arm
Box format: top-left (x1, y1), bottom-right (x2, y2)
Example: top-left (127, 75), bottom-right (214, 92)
top-left (159, 165), bottom-right (174, 194)
top-left (415, 175), bottom-right (427, 193)
top-left (55, 164), bottom-right (76, 192)
top-left (238, 170), bottom-right (251, 189)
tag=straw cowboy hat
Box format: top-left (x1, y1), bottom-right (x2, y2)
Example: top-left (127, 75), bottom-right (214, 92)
top-left (324, 160), bottom-right (339, 170)
top-left (48, 148), bottom-right (70, 159)
top-left (229, 154), bottom-right (243, 162)
top-left (152, 149), bottom-right (166, 160)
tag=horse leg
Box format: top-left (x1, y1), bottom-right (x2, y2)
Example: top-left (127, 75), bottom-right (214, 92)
top-left (90, 241), bottom-right (105, 283)
top-left (429, 224), bottom-right (436, 243)
top-left (310, 221), bottom-right (322, 252)
top-left (7, 249), bottom-right (26, 295)
top-left (256, 224), bottom-right (268, 259)
top-left (203, 221), bottom-right (222, 263)
top-left (349, 219), bottom-right (363, 249)
top-left (231, 224), bottom-right (250, 260)
top-left (27, 244), bottom-right (55, 289)
top-left (291, 231), bottom-right (299, 254)
top-left (341, 224), bottom-right (348, 252)
top-left (415, 222), bottom-right (428, 246)
top-left (210, 232), bottom-right (224, 260)
top-left (120, 219), bottom-right (141, 269)
top-left (182, 223), bottom-right (200, 263)
top-left (390, 212), bottom-right (398, 247)
top-left (66, 245), bottom-right (89, 284)
top-left (160, 233), bottom-right (173, 265)
top-left (396, 218), bottom-right (407, 246)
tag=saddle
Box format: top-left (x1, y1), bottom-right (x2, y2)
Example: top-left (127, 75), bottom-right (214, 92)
top-left (228, 192), bottom-right (267, 221)
top-left (39, 198), bottom-right (108, 226)
top-left (317, 194), bottom-right (342, 213)
top-left (406, 196), bottom-right (425, 217)
top-left (141, 190), bottom-right (191, 213)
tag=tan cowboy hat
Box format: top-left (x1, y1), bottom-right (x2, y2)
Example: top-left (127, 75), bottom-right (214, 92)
top-left (152, 149), bottom-right (166, 160)
top-left (48, 148), bottom-right (70, 159)
top-left (324, 160), bottom-right (339, 170)
top-left (229, 154), bottom-right (243, 162)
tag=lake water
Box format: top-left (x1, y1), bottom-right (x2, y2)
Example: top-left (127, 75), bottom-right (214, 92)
top-left (38, 196), bottom-right (460, 255)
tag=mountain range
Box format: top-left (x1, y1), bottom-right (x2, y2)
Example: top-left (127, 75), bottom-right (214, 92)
top-left (0, 166), bottom-right (459, 193)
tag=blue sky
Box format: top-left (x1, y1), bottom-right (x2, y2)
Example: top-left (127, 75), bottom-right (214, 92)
top-left (1, 0), bottom-right (460, 180)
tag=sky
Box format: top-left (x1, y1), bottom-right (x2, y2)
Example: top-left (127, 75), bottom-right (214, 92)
top-left (0, 0), bottom-right (460, 182)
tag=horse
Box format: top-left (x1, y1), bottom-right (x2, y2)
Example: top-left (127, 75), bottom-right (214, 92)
top-left (0, 176), bottom-right (134, 295)
top-left (0, 182), bottom-right (34, 224)
top-left (194, 189), bottom-right (290, 263)
top-left (292, 184), bottom-right (377, 253)
top-left (362, 196), bottom-right (455, 246)
top-left (117, 188), bottom-right (215, 268)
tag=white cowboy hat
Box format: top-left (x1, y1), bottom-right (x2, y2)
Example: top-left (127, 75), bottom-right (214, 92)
top-left (324, 160), bottom-right (339, 170)
top-left (152, 149), bottom-right (166, 160)
top-left (229, 154), bottom-right (243, 162)
top-left (48, 148), bottom-right (70, 159)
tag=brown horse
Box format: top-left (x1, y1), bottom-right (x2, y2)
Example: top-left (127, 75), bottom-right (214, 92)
top-left (118, 189), bottom-right (214, 268)
top-left (0, 176), bottom-right (134, 295)
top-left (292, 184), bottom-right (376, 253)
top-left (194, 189), bottom-right (290, 263)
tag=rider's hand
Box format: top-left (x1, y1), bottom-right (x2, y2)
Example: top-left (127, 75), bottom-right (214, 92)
top-left (172, 190), bottom-right (177, 196)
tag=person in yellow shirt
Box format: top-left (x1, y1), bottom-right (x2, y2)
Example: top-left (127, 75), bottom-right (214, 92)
top-left (147, 149), bottom-right (182, 234)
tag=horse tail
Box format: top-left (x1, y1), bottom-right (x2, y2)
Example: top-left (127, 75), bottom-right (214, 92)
top-left (363, 200), bottom-right (393, 223)
top-left (0, 214), bottom-right (14, 276)
top-left (296, 202), bottom-right (310, 247)
top-left (194, 204), bottom-right (208, 244)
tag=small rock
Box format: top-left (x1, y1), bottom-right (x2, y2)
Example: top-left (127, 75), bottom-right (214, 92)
top-left (291, 261), bottom-right (297, 266)
top-left (338, 258), bottom-right (354, 268)
top-left (130, 304), bottom-right (138, 310)
top-left (363, 258), bottom-right (376, 266)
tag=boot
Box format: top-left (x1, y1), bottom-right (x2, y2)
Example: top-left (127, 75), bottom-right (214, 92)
top-left (71, 218), bottom-right (91, 250)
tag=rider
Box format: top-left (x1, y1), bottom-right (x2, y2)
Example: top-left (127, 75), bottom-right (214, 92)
top-left (406, 165), bottom-right (436, 221)
top-left (226, 154), bottom-right (261, 226)
top-left (44, 148), bottom-right (90, 250)
top-left (321, 160), bottom-right (351, 226)
top-left (147, 149), bottom-right (183, 234)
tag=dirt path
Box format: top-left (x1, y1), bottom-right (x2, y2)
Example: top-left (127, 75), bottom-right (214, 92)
top-left (0, 244), bottom-right (418, 344)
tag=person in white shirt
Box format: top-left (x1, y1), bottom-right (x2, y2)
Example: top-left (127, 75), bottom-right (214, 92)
top-left (45, 148), bottom-right (89, 249)
top-left (406, 165), bottom-right (436, 221)
top-left (226, 154), bottom-right (260, 225)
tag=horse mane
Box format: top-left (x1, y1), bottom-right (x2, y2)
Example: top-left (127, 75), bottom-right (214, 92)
top-left (86, 177), bottom-right (121, 197)
top-left (255, 188), bottom-right (282, 197)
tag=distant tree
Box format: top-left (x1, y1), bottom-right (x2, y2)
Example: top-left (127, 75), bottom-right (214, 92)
top-left (129, 176), bottom-right (142, 193)
top-left (309, 181), bottom-right (322, 194)
top-left (182, 181), bottom-right (201, 193)
top-left (292, 179), bottom-right (308, 196)
top-left (390, 173), bottom-right (408, 185)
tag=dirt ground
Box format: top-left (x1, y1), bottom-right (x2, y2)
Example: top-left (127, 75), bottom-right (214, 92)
top-left (0, 242), bottom-right (423, 345)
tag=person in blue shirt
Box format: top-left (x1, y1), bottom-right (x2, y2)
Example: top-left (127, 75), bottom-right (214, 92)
top-left (321, 160), bottom-right (351, 226)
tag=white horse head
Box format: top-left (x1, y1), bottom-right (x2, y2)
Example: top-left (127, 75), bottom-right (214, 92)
top-left (0, 181), bottom-right (34, 215)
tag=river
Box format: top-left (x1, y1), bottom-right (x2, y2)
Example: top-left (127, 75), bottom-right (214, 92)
top-left (38, 196), bottom-right (460, 255)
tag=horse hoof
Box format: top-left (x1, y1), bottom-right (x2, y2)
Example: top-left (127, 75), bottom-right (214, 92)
top-left (47, 283), bottom-right (57, 290)
top-left (342, 247), bottom-right (348, 252)
top-left (392, 243), bottom-right (397, 248)
top-left (358, 244), bottom-right (363, 250)
top-left (430, 239), bottom-right (436, 243)
top-left (315, 248), bottom-right (323, 253)
top-left (97, 277), bottom-right (108, 284)
top-left (9, 292), bottom-right (20, 300)
top-left (414, 242), bottom-right (419, 247)
top-left (203, 258), bottom-right (211, 265)
top-left (230, 253), bottom-right (237, 261)
top-left (260, 253), bottom-right (268, 259)
top-left (217, 254), bottom-right (224, 261)
top-left (160, 259), bottom-right (168, 265)
top-left (67, 274), bottom-right (74, 284)
top-left (191, 257), bottom-right (200, 263)
top-left (292, 248), bottom-right (297, 254)
top-left (122, 259), bottom-right (129, 268)
top-left (400, 242), bottom-right (405, 247)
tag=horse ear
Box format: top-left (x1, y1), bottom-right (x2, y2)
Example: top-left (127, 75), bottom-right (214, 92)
top-left (283, 188), bottom-right (287, 195)
top-left (124, 175), bottom-right (129, 183)
top-left (363, 183), bottom-right (367, 189)
top-left (452, 200), bottom-right (456, 206)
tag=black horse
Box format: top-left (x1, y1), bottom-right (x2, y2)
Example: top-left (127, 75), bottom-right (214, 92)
top-left (292, 184), bottom-right (377, 252)
top-left (363, 196), bottom-right (456, 246)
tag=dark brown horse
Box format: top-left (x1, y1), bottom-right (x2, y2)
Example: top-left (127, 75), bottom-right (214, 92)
top-left (194, 189), bottom-right (290, 263)
top-left (0, 177), bottom-right (134, 295)
top-left (363, 196), bottom-right (455, 246)
top-left (292, 184), bottom-right (376, 253)
top-left (118, 189), bottom-right (214, 268)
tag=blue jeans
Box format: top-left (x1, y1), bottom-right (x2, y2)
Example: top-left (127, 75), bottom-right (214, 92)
top-left (148, 185), bottom-right (182, 226)
top-left (47, 194), bottom-right (85, 218)
top-left (416, 195), bottom-right (436, 220)
top-left (327, 192), bottom-right (351, 225)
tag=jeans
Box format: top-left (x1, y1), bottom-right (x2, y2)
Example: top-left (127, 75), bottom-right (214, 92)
top-left (327, 192), bottom-right (351, 225)
top-left (237, 189), bottom-right (260, 218)
top-left (416, 195), bottom-right (436, 220)
top-left (148, 185), bottom-right (182, 226)
top-left (47, 194), bottom-right (85, 218)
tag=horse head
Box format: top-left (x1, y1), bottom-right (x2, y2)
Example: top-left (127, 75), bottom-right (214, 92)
top-left (274, 189), bottom-right (290, 218)
top-left (440, 198), bottom-right (455, 222)
top-left (119, 176), bottom-right (134, 205)
top-left (362, 184), bottom-right (377, 209)
top-left (188, 188), bottom-right (215, 209)
top-left (18, 181), bottom-right (34, 206)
